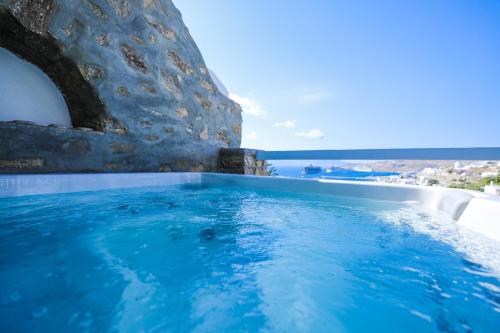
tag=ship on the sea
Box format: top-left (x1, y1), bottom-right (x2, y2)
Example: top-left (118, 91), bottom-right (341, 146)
top-left (302, 164), bottom-right (322, 175)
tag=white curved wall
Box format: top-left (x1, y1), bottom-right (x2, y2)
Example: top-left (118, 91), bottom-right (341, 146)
top-left (208, 69), bottom-right (229, 97)
top-left (0, 47), bottom-right (72, 127)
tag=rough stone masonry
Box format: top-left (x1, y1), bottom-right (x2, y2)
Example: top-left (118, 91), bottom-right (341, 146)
top-left (0, 0), bottom-right (243, 173)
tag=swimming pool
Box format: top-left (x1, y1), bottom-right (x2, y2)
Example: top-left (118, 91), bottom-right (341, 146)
top-left (0, 173), bottom-right (499, 332)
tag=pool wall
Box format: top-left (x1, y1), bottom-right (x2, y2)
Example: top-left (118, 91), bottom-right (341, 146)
top-left (0, 173), bottom-right (201, 197)
top-left (1, 173), bottom-right (499, 242)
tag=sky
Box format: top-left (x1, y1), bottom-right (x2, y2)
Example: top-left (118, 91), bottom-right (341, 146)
top-left (174, 0), bottom-right (500, 151)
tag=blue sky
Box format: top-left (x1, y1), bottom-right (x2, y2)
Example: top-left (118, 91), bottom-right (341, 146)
top-left (175, 0), bottom-right (500, 151)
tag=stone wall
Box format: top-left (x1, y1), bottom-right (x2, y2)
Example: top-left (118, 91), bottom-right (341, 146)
top-left (0, 0), bottom-right (242, 173)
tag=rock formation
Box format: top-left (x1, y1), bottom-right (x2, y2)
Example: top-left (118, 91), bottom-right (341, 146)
top-left (0, 0), bottom-right (242, 173)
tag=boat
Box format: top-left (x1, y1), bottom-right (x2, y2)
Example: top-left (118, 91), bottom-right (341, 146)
top-left (302, 164), bottom-right (322, 174)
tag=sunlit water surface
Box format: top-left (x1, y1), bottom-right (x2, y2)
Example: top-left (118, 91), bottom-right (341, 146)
top-left (0, 185), bottom-right (499, 332)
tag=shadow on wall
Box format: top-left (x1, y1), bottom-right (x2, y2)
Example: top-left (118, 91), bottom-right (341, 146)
top-left (0, 47), bottom-right (72, 127)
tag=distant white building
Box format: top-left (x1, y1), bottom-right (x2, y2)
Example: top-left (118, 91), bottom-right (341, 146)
top-left (454, 162), bottom-right (464, 170)
top-left (468, 161), bottom-right (488, 169)
top-left (481, 171), bottom-right (498, 178)
top-left (485, 183), bottom-right (500, 196)
top-left (421, 168), bottom-right (437, 176)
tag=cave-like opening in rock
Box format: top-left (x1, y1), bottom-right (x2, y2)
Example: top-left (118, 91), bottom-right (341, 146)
top-left (0, 47), bottom-right (72, 127)
top-left (0, 8), bottom-right (125, 133)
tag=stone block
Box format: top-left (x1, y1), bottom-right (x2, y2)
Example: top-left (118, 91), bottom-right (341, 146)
top-left (218, 148), bottom-right (268, 176)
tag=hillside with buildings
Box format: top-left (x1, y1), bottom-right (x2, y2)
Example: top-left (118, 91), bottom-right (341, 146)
top-left (346, 160), bottom-right (500, 192)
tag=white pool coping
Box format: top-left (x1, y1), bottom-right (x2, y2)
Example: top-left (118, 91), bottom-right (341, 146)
top-left (1, 172), bottom-right (499, 242)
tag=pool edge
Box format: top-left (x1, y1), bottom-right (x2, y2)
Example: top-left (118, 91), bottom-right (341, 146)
top-left (1, 172), bottom-right (499, 242)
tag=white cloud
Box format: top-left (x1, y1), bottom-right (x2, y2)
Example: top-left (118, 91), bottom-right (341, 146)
top-left (295, 129), bottom-right (324, 139)
top-left (245, 131), bottom-right (258, 140)
top-left (274, 120), bottom-right (297, 128)
top-left (229, 93), bottom-right (267, 118)
top-left (298, 91), bottom-right (332, 104)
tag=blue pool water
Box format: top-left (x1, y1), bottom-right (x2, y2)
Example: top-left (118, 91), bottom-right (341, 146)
top-left (0, 184), bottom-right (499, 332)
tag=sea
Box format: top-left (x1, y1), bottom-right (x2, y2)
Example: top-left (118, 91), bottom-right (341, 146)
top-left (273, 165), bottom-right (399, 181)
